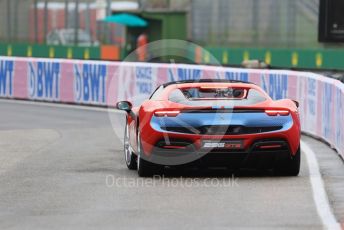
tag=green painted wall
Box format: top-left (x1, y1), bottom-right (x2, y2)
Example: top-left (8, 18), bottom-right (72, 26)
top-left (0, 43), bottom-right (100, 60)
top-left (2, 42), bottom-right (344, 70)
top-left (140, 12), bottom-right (187, 62)
top-left (142, 12), bottom-right (187, 41)
top-left (191, 47), bottom-right (344, 70)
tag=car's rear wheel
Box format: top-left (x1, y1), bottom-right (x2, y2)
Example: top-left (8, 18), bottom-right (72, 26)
top-left (275, 147), bottom-right (301, 176)
top-left (124, 123), bottom-right (137, 170)
top-left (137, 132), bottom-right (162, 177)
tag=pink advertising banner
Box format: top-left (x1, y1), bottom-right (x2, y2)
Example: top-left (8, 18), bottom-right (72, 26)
top-left (0, 56), bottom-right (343, 158)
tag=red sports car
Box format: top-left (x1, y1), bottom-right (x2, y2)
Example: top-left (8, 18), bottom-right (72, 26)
top-left (117, 79), bottom-right (301, 177)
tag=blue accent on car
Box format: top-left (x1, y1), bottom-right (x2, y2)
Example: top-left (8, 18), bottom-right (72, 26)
top-left (150, 112), bottom-right (293, 134)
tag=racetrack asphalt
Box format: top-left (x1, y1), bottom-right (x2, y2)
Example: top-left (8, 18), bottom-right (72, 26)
top-left (0, 99), bottom-right (343, 230)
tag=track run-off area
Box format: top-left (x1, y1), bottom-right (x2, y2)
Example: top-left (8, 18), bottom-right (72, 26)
top-left (0, 99), bottom-right (343, 230)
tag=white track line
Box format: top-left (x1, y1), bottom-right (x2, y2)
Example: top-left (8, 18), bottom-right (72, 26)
top-left (301, 140), bottom-right (341, 230)
top-left (0, 98), bottom-right (121, 113)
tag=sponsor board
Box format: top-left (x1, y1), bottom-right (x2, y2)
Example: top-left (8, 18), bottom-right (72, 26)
top-left (0, 56), bottom-right (343, 158)
top-left (73, 63), bottom-right (107, 104)
top-left (28, 61), bottom-right (60, 101)
top-left (0, 60), bottom-right (14, 97)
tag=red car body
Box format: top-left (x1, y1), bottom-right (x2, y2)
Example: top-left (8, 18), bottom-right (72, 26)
top-left (117, 79), bottom-right (301, 177)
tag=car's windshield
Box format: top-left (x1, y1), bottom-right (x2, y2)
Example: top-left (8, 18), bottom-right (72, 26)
top-left (181, 87), bottom-right (247, 99)
top-left (169, 87), bottom-right (267, 106)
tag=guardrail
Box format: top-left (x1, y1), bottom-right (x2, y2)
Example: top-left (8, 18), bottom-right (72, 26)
top-left (0, 56), bottom-right (342, 158)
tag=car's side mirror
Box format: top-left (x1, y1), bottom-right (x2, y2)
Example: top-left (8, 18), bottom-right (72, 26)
top-left (292, 100), bottom-right (299, 108)
top-left (116, 101), bottom-right (132, 112)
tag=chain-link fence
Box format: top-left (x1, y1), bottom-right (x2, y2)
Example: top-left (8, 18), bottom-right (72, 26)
top-left (191, 0), bottom-right (320, 48)
top-left (0, 0), bottom-right (321, 48)
top-left (0, 0), bottom-right (140, 46)
top-left (0, 0), bottom-right (189, 46)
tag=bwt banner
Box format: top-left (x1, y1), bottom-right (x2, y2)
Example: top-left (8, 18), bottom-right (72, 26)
top-left (28, 61), bottom-right (60, 100)
top-left (0, 57), bottom-right (343, 158)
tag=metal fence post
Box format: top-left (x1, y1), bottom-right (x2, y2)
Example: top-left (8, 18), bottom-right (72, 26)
top-left (34, 0), bottom-right (38, 43)
top-left (6, 0), bottom-right (11, 42)
top-left (65, 0), bottom-right (69, 29)
top-left (44, 0), bottom-right (48, 44)
top-left (13, 0), bottom-right (18, 42)
top-left (74, 0), bottom-right (80, 46)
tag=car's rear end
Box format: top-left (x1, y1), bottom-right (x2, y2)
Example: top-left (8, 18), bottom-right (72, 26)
top-left (139, 82), bottom-right (300, 172)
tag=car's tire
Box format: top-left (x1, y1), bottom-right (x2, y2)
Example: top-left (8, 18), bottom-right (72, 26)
top-left (137, 132), bottom-right (162, 177)
top-left (124, 123), bottom-right (137, 170)
top-left (275, 147), bottom-right (301, 176)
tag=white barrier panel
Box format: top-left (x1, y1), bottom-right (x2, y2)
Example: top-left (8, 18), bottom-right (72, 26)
top-left (0, 56), bottom-right (343, 158)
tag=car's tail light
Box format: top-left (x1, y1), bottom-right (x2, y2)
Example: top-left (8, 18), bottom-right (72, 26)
top-left (265, 110), bottom-right (290, 116)
top-left (154, 111), bottom-right (180, 117)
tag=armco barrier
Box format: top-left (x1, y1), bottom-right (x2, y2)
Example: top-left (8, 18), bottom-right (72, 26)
top-left (0, 56), bottom-right (343, 158)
